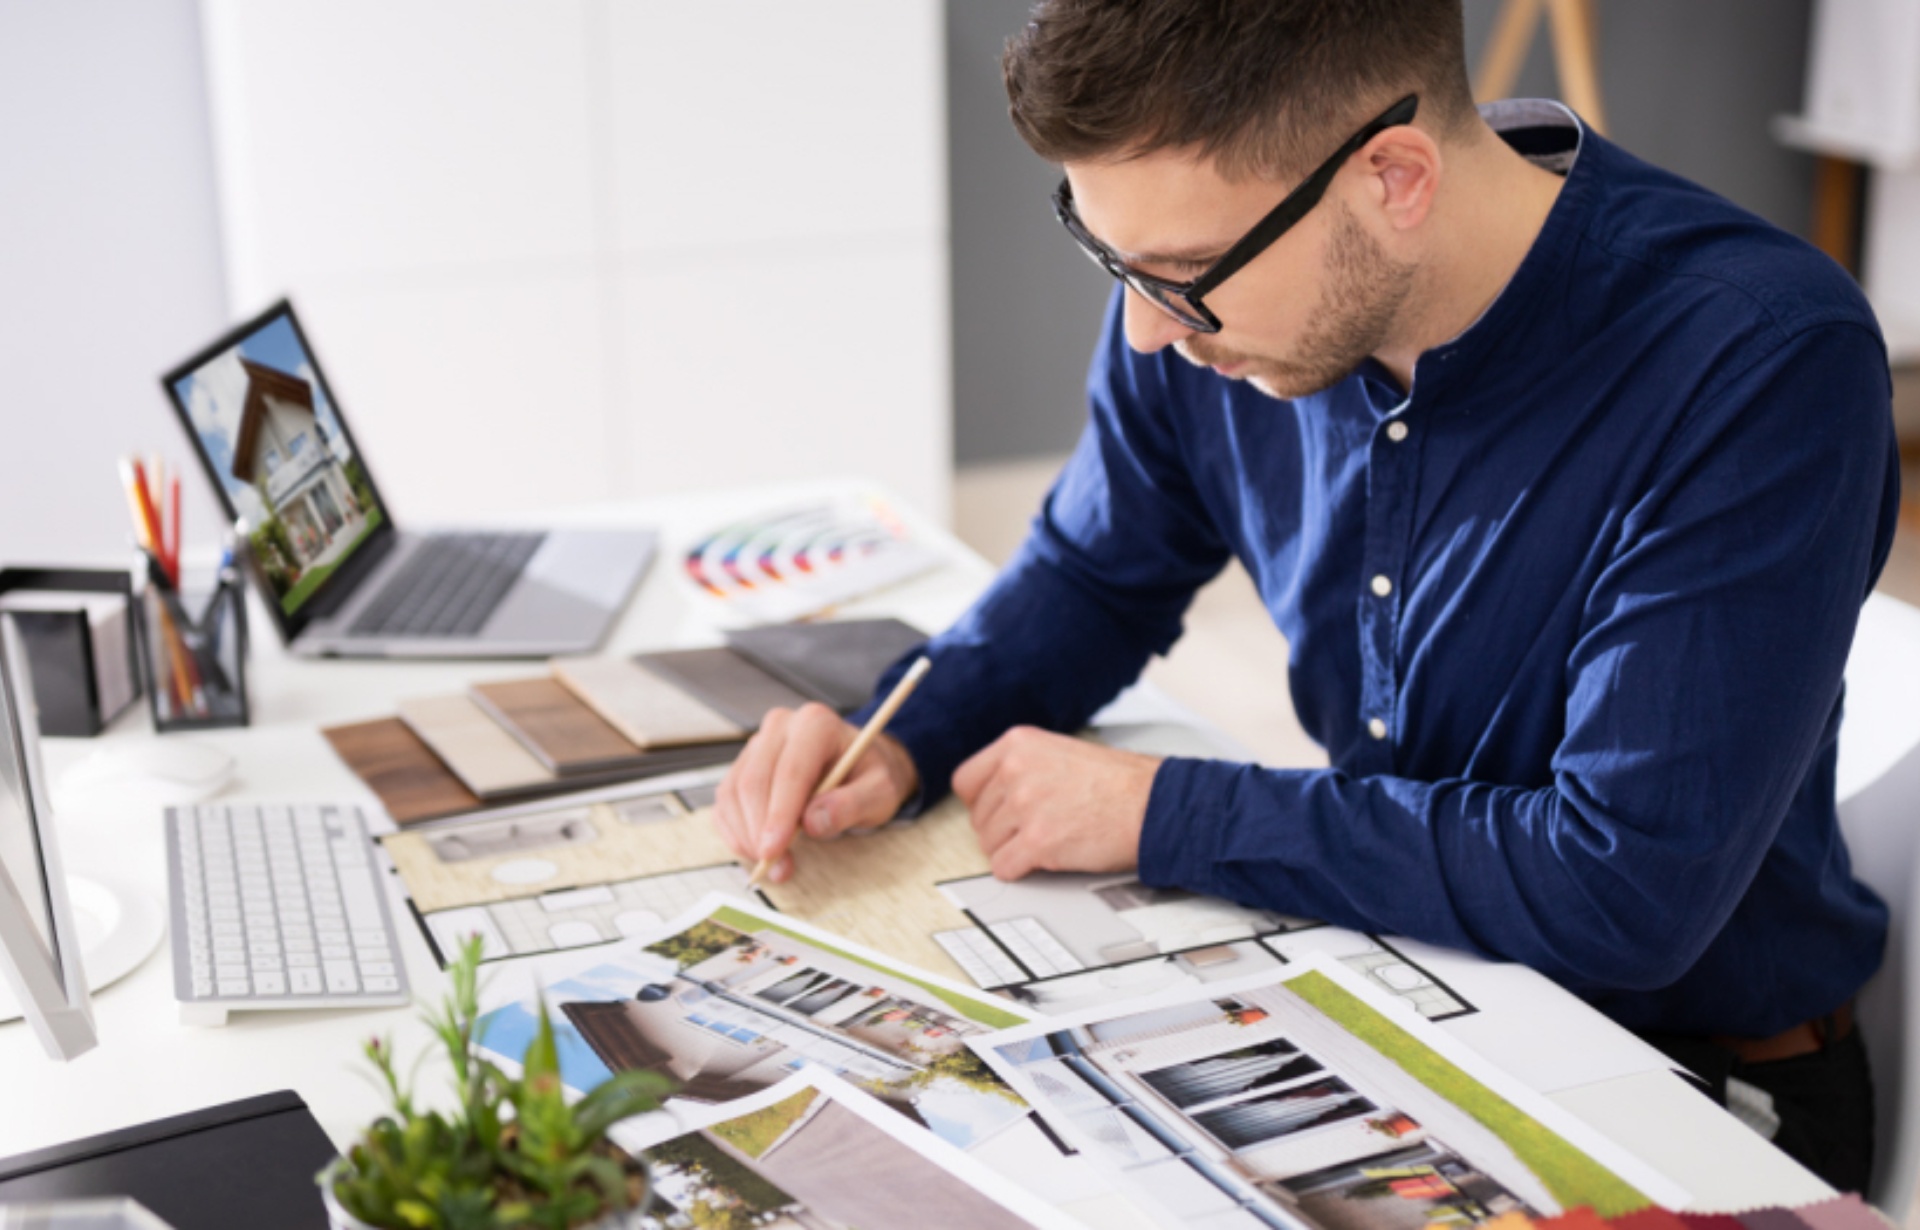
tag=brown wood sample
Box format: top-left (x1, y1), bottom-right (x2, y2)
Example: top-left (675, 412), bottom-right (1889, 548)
top-left (470, 676), bottom-right (644, 774)
top-left (322, 717), bottom-right (481, 825)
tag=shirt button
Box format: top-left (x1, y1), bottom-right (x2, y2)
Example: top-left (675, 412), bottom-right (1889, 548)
top-left (1386, 421), bottom-right (1409, 443)
top-left (1370, 575), bottom-right (1393, 597)
top-left (1368, 718), bottom-right (1389, 740)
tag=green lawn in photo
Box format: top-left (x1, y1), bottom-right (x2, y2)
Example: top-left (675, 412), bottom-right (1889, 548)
top-left (710, 1088), bottom-right (820, 1160)
top-left (1288, 970), bottom-right (1650, 1217)
top-left (278, 505), bottom-right (385, 614)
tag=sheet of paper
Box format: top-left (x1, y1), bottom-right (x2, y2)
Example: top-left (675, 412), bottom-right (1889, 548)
top-left (613, 1068), bottom-right (1084, 1230)
top-left (473, 893), bottom-right (1035, 1157)
top-left (974, 952), bottom-right (1688, 1230)
top-left (1380, 935), bottom-right (1676, 1093)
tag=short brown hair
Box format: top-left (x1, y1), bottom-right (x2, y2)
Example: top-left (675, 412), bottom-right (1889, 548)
top-left (1003, 0), bottom-right (1477, 180)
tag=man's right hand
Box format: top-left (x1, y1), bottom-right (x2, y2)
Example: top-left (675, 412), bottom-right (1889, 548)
top-left (711, 703), bottom-right (919, 884)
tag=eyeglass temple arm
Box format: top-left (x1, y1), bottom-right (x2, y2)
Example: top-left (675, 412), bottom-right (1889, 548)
top-left (1189, 94), bottom-right (1420, 298)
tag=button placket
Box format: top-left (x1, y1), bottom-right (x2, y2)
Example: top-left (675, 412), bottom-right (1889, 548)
top-left (1358, 410), bottom-right (1421, 768)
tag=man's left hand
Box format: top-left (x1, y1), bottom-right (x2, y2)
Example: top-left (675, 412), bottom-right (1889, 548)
top-left (952, 727), bottom-right (1163, 880)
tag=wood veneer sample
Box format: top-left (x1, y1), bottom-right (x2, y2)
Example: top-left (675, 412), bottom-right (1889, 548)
top-left (322, 717), bottom-right (480, 825)
top-left (551, 656), bottom-right (743, 748)
top-left (724, 617), bottom-right (927, 712)
top-left (633, 647), bottom-right (812, 731)
top-left (399, 693), bottom-right (557, 799)
top-left (470, 676), bottom-right (644, 774)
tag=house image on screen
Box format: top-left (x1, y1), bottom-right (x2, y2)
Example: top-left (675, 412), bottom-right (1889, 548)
top-left (230, 358), bottom-right (360, 566)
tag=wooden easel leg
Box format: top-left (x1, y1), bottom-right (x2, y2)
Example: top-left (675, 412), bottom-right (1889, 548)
top-left (1811, 155), bottom-right (1866, 275)
top-left (1546, 0), bottom-right (1607, 134)
top-left (1476, 0), bottom-right (1544, 102)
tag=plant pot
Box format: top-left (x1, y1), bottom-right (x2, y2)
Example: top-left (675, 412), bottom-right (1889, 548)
top-left (320, 1157), bottom-right (651, 1230)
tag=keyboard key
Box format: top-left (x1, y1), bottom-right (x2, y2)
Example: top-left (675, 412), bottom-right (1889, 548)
top-left (363, 976), bottom-right (401, 994)
top-left (217, 978), bottom-right (251, 997)
top-left (324, 962), bottom-right (359, 994)
top-left (291, 967), bottom-right (323, 995)
top-left (358, 961), bottom-right (396, 978)
top-left (253, 972), bottom-right (287, 996)
top-left (286, 952), bottom-right (319, 967)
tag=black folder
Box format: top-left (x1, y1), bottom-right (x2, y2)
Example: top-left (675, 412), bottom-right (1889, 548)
top-left (0, 1090), bottom-right (335, 1229)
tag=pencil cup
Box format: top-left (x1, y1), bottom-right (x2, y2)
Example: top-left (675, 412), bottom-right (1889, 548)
top-left (138, 566), bottom-right (250, 732)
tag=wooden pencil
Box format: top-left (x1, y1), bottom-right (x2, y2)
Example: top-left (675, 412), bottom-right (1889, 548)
top-left (747, 656), bottom-right (932, 886)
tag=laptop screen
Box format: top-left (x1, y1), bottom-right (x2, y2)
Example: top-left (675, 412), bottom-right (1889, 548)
top-left (165, 304), bottom-right (388, 619)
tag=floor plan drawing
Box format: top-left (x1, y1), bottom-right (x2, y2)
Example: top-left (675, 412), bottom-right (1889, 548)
top-left (421, 863), bottom-right (755, 962)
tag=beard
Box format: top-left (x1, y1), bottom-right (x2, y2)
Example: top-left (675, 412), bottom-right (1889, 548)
top-left (1179, 201), bottom-right (1414, 400)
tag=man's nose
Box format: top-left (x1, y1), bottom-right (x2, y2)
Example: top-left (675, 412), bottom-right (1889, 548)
top-left (1121, 288), bottom-right (1197, 355)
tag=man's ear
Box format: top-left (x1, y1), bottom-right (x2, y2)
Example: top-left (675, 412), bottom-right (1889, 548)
top-left (1358, 126), bottom-right (1441, 231)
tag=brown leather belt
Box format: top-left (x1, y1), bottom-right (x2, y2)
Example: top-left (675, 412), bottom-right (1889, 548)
top-left (1710, 1000), bottom-right (1854, 1065)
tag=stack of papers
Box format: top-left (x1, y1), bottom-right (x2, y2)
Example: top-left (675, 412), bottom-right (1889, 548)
top-left (465, 893), bottom-right (1693, 1230)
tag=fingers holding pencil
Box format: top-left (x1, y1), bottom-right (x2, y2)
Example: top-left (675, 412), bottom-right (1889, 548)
top-left (715, 657), bottom-right (930, 887)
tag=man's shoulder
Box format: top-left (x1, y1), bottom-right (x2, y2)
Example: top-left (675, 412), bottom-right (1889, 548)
top-left (1576, 136), bottom-right (1881, 350)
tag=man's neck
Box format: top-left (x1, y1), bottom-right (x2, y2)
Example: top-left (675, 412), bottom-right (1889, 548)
top-left (1373, 128), bottom-right (1568, 391)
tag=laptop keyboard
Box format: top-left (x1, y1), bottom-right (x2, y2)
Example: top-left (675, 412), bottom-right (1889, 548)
top-left (349, 532), bottom-right (545, 638)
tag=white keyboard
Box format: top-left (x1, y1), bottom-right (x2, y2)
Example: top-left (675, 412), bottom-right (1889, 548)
top-left (166, 802), bottom-right (410, 1024)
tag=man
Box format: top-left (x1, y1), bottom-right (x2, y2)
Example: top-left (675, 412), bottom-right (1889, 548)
top-left (712, 0), bottom-right (1899, 1189)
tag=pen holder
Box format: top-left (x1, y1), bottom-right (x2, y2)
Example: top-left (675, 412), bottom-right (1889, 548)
top-left (138, 566), bottom-right (250, 732)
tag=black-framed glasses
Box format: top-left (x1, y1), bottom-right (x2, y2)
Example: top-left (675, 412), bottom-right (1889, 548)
top-left (1052, 94), bottom-right (1420, 334)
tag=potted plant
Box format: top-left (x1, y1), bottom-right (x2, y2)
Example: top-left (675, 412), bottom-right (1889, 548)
top-left (321, 937), bottom-right (671, 1229)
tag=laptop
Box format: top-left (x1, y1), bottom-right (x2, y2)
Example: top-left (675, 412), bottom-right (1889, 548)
top-left (161, 300), bottom-right (655, 658)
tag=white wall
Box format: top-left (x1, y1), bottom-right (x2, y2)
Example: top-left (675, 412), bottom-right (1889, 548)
top-left (201, 0), bottom-right (952, 530)
top-left (0, 0), bottom-right (231, 564)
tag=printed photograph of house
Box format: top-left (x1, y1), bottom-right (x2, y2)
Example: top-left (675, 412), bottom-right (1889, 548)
top-left (476, 904), bottom-right (1030, 1155)
top-left (171, 314), bottom-right (383, 613)
top-left (637, 1083), bottom-right (1055, 1230)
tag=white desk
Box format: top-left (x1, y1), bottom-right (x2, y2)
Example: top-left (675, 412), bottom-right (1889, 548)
top-left (0, 481), bottom-right (1837, 1213)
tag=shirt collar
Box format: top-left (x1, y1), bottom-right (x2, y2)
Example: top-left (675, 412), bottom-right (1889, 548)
top-left (1401, 99), bottom-right (1593, 408)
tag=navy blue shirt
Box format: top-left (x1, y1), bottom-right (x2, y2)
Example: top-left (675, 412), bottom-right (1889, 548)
top-left (870, 102), bottom-right (1901, 1036)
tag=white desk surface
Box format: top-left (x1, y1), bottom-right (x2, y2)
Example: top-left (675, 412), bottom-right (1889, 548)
top-left (0, 480), bottom-right (1834, 1212)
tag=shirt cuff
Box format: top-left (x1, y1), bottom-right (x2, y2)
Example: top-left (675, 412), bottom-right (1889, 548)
top-left (1137, 756), bottom-right (1232, 892)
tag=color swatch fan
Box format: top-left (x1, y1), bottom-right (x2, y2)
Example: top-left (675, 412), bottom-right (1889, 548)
top-left (682, 498), bottom-right (942, 622)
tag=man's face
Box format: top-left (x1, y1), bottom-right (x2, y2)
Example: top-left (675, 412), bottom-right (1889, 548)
top-left (1063, 147), bottom-right (1415, 400)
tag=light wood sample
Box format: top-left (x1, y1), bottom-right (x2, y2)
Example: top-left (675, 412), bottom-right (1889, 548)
top-left (552, 656), bottom-right (743, 748)
top-left (399, 693), bottom-right (557, 798)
